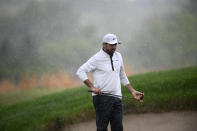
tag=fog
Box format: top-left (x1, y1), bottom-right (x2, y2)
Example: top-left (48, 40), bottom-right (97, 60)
top-left (0, 0), bottom-right (197, 80)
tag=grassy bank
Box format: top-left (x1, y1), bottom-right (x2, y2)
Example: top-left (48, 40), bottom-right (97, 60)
top-left (0, 66), bottom-right (197, 131)
top-left (0, 88), bottom-right (66, 106)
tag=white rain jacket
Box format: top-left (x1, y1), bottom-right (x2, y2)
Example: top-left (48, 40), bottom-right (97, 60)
top-left (76, 49), bottom-right (130, 98)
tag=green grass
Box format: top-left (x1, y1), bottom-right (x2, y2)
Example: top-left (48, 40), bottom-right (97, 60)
top-left (122, 66), bottom-right (197, 113)
top-left (0, 66), bottom-right (197, 131)
top-left (0, 88), bottom-right (66, 106)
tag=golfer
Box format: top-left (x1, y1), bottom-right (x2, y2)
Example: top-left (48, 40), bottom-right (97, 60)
top-left (76, 33), bottom-right (144, 131)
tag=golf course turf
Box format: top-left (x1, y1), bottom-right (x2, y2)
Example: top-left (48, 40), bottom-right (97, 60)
top-left (0, 66), bottom-right (197, 131)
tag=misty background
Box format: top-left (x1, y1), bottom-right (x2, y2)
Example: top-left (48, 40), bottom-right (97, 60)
top-left (0, 0), bottom-right (197, 82)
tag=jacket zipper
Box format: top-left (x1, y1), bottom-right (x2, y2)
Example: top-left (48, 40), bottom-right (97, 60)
top-left (110, 56), bottom-right (114, 71)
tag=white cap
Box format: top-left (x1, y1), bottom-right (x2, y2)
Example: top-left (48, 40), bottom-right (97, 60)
top-left (103, 33), bottom-right (121, 44)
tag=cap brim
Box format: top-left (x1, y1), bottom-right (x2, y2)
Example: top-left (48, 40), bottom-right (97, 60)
top-left (107, 40), bottom-right (117, 44)
top-left (107, 42), bottom-right (121, 45)
top-left (107, 41), bottom-right (122, 45)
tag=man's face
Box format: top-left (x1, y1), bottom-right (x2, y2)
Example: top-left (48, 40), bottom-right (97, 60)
top-left (103, 43), bottom-right (117, 56)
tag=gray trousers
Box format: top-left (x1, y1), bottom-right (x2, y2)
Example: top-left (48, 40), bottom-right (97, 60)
top-left (93, 95), bottom-right (123, 131)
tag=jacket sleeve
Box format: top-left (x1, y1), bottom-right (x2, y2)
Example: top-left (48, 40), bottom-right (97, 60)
top-left (119, 54), bottom-right (130, 86)
top-left (76, 56), bottom-right (96, 82)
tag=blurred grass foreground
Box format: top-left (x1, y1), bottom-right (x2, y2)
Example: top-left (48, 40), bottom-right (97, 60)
top-left (0, 66), bottom-right (197, 131)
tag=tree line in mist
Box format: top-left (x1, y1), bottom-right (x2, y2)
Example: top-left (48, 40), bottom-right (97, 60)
top-left (0, 0), bottom-right (197, 82)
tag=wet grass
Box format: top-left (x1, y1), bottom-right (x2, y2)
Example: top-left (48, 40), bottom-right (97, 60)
top-left (122, 66), bottom-right (197, 113)
top-left (0, 88), bottom-right (66, 106)
top-left (0, 66), bottom-right (197, 131)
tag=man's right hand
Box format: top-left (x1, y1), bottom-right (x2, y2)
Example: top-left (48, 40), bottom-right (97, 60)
top-left (90, 87), bottom-right (102, 95)
top-left (84, 79), bottom-right (102, 95)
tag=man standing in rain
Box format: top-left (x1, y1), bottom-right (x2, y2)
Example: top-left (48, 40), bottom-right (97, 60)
top-left (76, 33), bottom-right (144, 131)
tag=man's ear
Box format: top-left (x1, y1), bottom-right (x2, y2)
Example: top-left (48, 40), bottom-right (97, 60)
top-left (102, 42), bottom-right (106, 48)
